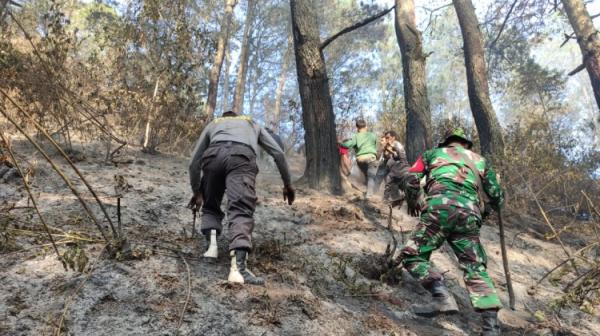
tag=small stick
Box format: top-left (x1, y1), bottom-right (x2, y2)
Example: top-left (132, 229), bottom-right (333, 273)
top-left (117, 197), bottom-right (122, 236)
top-left (175, 252), bottom-right (192, 334)
top-left (191, 210), bottom-right (197, 239)
top-left (498, 209), bottom-right (515, 310)
top-left (386, 204), bottom-right (398, 266)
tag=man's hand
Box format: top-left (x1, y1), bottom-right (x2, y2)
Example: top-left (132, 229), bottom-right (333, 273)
top-left (283, 185), bottom-right (295, 205)
top-left (405, 188), bottom-right (421, 217)
top-left (187, 193), bottom-right (203, 212)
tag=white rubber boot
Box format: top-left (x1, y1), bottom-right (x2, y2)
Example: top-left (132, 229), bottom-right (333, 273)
top-left (203, 230), bottom-right (218, 259)
top-left (228, 250), bottom-right (245, 283)
top-left (227, 250), bottom-right (265, 286)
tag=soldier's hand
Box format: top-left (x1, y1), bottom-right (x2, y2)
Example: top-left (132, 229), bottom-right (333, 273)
top-left (283, 185), bottom-right (295, 205)
top-left (407, 204), bottom-right (420, 217)
top-left (187, 193), bottom-right (203, 212)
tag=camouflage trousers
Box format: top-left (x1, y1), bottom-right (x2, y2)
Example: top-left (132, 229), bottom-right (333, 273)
top-left (400, 202), bottom-right (502, 310)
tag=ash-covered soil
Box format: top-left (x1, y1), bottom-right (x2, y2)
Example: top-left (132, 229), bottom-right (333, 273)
top-left (1, 142), bottom-right (598, 335)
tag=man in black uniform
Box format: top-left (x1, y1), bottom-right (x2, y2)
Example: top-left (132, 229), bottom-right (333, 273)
top-left (188, 111), bottom-right (295, 285)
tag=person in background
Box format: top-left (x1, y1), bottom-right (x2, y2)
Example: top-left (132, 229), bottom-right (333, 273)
top-left (375, 130), bottom-right (408, 197)
top-left (340, 119), bottom-right (378, 198)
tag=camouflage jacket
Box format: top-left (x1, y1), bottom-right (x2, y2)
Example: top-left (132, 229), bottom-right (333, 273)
top-left (408, 144), bottom-right (504, 217)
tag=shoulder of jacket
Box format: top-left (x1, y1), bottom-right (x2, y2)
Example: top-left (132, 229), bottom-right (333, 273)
top-left (213, 116), bottom-right (254, 124)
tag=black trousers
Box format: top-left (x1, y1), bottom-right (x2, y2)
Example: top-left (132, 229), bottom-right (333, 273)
top-left (199, 142), bottom-right (258, 251)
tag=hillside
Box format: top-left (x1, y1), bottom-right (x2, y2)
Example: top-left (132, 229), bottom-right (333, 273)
top-left (1, 143), bottom-right (599, 336)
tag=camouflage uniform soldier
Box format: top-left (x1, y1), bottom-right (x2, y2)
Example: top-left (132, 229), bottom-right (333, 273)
top-left (398, 128), bottom-right (504, 336)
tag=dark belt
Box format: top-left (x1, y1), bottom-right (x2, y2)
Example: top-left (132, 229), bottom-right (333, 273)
top-left (211, 141), bottom-right (255, 154)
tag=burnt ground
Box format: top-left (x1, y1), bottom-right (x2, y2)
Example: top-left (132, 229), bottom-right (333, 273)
top-left (0, 142), bottom-right (598, 336)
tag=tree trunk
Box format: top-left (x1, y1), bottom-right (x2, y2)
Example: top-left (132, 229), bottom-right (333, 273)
top-left (203, 0), bottom-right (237, 120)
top-left (272, 35), bottom-right (293, 132)
top-left (220, 44), bottom-right (232, 113)
top-left (290, 0), bottom-right (341, 193)
top-left (0, 0), bottom-right (8, 22)
top-left (232, 0), bottom-right (256, 114)
top-left (453, 0), bottom-right (504, 157)
top-left (562, 0), bottom-right (600, 114)
top-left (394, 0), bottom-right (432, 164)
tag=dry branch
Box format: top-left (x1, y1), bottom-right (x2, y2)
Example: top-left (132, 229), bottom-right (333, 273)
top-left (0, 89), bottom-right (119, 238)
top-left (535, 242), bottom-right (597, 288)
top-left (320, 6), bottom-right (395, 51)
top-left (6, 10), bottom-right (127, 147)
top-left (518, 172), bottom-right (578, 273)
top-left (0, 132), bottom-right (65, 269)
top-left (568, 63), bottom-right (586, 76)
top-left (487, 0), bottom-right (518, 50)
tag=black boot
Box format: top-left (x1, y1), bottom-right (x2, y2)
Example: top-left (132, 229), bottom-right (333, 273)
top-left (428, 280), bottom-right (450, 298)
top-left (228, 249), bottom-right (265, 286)
top-left (412, 280), bottom-right (459, 317)
top-left (481, 309), bottom-right (500, 336)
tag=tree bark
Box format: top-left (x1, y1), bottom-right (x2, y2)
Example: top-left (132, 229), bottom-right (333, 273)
top-left (453, 0), bottom-right (504, 157)
top-left (142, 76), bottom-right (161, 152)
top-left (562, 0), bottom-right (600, 114)
top-left (394, 0), bottom-right (432, 163)
top-left (272, 35), bottom-right (293, 132)
top-left (203, 0), bottom-right (237, 120)
top-left (290, 0), bottom-right (341, 193)
top-left (232, 0), bottom-right (256, 114)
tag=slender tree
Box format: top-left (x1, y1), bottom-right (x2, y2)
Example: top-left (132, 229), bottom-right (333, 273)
top-left (232, 0), bottom-right (256, 114)
top-left (561, 0), bottom-right (600, 114)
top-left (220, 44), bottom-right (232, 113)
top-left (272, 35), bottom-right (293, 132)
top-left (453, 0), bottom-right (504, 156)
top-left (204, 0), bottom-right (237, 119)
top-left (394, 0), bottom-right (432, 163)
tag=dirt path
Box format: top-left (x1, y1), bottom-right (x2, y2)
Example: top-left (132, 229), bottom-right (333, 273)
top-left (0, 145), bottom-right (598, 335)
